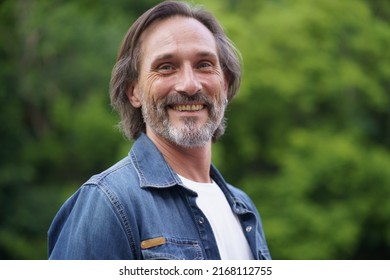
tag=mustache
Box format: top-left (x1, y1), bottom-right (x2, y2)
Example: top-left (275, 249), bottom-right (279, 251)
top-left (159, 92), bottom-right (214, 108)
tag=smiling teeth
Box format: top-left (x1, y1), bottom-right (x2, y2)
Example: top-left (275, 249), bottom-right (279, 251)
top-left (174, 104), bottom-right (204, 111)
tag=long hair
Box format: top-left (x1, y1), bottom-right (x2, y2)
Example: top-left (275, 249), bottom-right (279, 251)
top-left (110, 0), bottom-right (242, 140)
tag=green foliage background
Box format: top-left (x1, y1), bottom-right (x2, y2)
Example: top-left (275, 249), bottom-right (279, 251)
top-left (1, 0), bottom-right (389, 259)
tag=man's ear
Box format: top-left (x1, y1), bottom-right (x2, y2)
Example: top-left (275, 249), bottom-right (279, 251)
top-left (126, 83), bottom-right (142, 108)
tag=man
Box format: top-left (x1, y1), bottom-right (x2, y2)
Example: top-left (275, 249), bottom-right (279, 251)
top-left (48, 0), bottom-right (271, 260)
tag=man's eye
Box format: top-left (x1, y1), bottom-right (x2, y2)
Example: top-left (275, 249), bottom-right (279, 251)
top-left (198, 61), bottom-right (213, 69)
top-left (158, 64), bottom-right (174, 72)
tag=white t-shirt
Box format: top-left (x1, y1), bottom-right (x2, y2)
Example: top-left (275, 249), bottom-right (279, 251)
top-left (178, 175), bottom-right (254, 260)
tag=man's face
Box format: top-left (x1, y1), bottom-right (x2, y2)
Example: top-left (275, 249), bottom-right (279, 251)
top-left (131, 16), bottom-right (228, 147)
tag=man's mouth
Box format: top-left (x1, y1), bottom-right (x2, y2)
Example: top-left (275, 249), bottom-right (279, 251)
top-left (171, 104), bottom-right (205, 112)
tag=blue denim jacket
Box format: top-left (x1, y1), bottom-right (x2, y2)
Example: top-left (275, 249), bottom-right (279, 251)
top-left (48, 133), bottom-right (271, 260)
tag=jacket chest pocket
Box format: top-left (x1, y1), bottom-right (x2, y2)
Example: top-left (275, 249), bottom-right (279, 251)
top-left (141, 237), bottom-right (204, 260)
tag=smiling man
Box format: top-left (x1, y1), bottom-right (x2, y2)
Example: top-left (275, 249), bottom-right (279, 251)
top-left (135, 17), bottom-right (226, 147)
top-left (48, 0), bottom-right (271, 260)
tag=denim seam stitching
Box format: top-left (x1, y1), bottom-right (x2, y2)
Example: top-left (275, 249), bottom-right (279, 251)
top-left (96, 181), bottom-right (138, 258)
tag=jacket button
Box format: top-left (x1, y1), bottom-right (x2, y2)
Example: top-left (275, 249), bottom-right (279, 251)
top-left (246, 226), bottom-right (252, 232)
top-left (198, 217), bottom-right (205, 224)
top-left (234, 206), bottom-right (242, 214)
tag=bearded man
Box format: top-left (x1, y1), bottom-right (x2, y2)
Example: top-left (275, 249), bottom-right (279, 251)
top-left (48, 0), bottom-right (271, 260)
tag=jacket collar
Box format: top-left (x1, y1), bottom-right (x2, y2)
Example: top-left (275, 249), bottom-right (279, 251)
top-left (129, 134), bottom-right (229, 190)
top-left (129, 133), bottom-right (181, 189)
top-left (129, 133), bottom-right (251, 214)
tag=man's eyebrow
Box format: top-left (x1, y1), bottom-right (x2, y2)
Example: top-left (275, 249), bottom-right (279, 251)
top-left (152, 51), bottom-right (218, 62)
top-left (153, 53), bottom-right (174, 62)
top-left (197, 51), bottom-right (218, 60)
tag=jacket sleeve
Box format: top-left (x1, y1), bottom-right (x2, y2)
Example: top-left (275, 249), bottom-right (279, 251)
top-left (48, 184), bottom-right (135, 259)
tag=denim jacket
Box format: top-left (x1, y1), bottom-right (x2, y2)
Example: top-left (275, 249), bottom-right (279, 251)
top-left (48, 133), bottom-right (271, 260)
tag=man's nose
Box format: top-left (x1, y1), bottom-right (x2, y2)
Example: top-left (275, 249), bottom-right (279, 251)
top-left (174, 65), bottom-right (201, 95)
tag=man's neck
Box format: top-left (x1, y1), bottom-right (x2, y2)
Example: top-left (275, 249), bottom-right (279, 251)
top-left (147, 130), bottom-right (212, 183)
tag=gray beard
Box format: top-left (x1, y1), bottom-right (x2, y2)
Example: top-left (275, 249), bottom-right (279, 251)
top-left (143, 106), bottom-right (224, 148)
top-left (164, 116), bottom-right (219, 148)
top-left (141, 93), bottom-right (225, 148)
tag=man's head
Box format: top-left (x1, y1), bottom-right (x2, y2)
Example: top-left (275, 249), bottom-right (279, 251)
top-left (110, 1), bottom-right (241, 145)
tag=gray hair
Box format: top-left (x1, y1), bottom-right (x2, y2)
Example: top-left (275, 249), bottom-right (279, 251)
top-left (110, 0), bottom-right (242, 140)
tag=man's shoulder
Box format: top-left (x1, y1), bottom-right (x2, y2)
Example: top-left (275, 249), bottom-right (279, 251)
top-left (83, 154), bottom-right (139, 194)
top-left (88, 135), bottom-right (156, 187)
top-left (90, 156), bottom-right (133, 181)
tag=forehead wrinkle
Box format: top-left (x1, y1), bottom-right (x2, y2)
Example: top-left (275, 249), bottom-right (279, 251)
top-left (141, 34), bottom-right (178, 68)
top-left (142, 17), bottom-right (216, 47)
